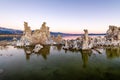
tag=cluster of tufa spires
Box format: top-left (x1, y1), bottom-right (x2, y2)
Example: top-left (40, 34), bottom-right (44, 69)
top-left (13, 22), bottom-right (63, 47)
top-left (12, 23), bottom-right (120, 51)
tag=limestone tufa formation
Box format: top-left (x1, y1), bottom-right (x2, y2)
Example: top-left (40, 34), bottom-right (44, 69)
top-left (31, 22), bottom-right (50, 44)
top-left (24, 22), bottom-right (32, 37)
top-left (52, 34), bottom-right (63, 44)
top-left (82, 29), bottom-right (89, 50)
top-left (20, 22), bottom-right (50, 45)
top-left (19, 22), bottom-right (63, 46)
top-left (106, 25), bottom-right (120, 40)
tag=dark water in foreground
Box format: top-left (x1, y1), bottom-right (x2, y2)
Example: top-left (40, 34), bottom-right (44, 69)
top-left (0, 45), bottom-right (120, 80)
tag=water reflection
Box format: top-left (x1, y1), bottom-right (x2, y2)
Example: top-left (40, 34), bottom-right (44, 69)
top-left (80, 50), bottom-right (92, 68)
top-left (62, 49), bottom-right (92, 68)
top-left (0, 45), bottom-right (120, 80)
top-left (0, 45), bottom-right (8, 50)
top-left (23, 46), bottom-right (34, 60)
top-left (22, 46), bottom-right (50, 60)
top-left (106, 47), bottom-right (120, 59)
top-left (1, 45), bottom-right (120, 63)
top-left (56, 45), bottom-right (62, 51)
top-left (38, 46), bottom-right (50, 60)
top-left (50, 45), bottom-right (62, 51)
top-left (19, 45), bottom-right (120, 67)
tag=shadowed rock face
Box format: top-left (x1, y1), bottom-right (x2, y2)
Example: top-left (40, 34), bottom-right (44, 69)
top-left (106, 25), bottom-right (120, 40)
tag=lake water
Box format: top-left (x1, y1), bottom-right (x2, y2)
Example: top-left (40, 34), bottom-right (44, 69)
top-left (0, 36), bottom-right (120, 80)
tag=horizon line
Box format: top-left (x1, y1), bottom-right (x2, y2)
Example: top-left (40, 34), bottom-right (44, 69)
top-left (0, 26), bottom-right (106, 34)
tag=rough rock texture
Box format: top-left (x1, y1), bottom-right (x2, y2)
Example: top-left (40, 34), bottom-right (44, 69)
top-left (106, 25), bottom-right (120, 40)
top-left (20, 22), bottom-right (62, 45)
top-left (24, 22), bottom-right (32, 37)
top-left (31, 22), bottom-right (50, 44)
top-left (82, 29), bottom-right (89, 50)
top-left (20, 22), bottom-right (32, 44)
top-left (53, 34), bottom-right (63, 44)
top-left (20, 22), bottom-right (50, 45)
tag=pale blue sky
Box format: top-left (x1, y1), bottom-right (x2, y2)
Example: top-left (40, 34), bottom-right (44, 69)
top-left (0, 0), bottom-right (120, 33)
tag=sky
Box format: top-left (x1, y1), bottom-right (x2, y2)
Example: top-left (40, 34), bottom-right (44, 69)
top-left (0, 0), bottom-right (120, 33)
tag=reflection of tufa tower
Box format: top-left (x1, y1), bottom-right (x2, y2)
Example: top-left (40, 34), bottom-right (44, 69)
top-left (81, 50), bottom-right (92, 68)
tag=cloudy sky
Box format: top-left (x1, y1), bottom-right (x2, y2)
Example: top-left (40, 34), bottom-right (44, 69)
top-left (0, 0), bottom-right (120, 33)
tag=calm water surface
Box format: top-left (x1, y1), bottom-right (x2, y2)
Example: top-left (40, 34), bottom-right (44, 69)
top-left (0, 36), bottom-right (120, 80)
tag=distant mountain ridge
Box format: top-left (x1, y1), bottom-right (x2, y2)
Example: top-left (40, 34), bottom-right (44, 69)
top-left (0, 27), bottom-right (106, 36)
top-left (0, 27), bottom-right (23, 34)
top-left (50, 32), bottom-right (81, 37)
top-left (0, 27), bottom-right (81, 36)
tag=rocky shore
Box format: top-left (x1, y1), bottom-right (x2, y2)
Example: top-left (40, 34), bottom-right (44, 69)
top-left (0, 40), bottom-right (9, 46)
top-left (0, 34), bottom-right (22, 37)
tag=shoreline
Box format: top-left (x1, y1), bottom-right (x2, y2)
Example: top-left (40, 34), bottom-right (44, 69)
top-left (0, 34), bottom-right (22, 37)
